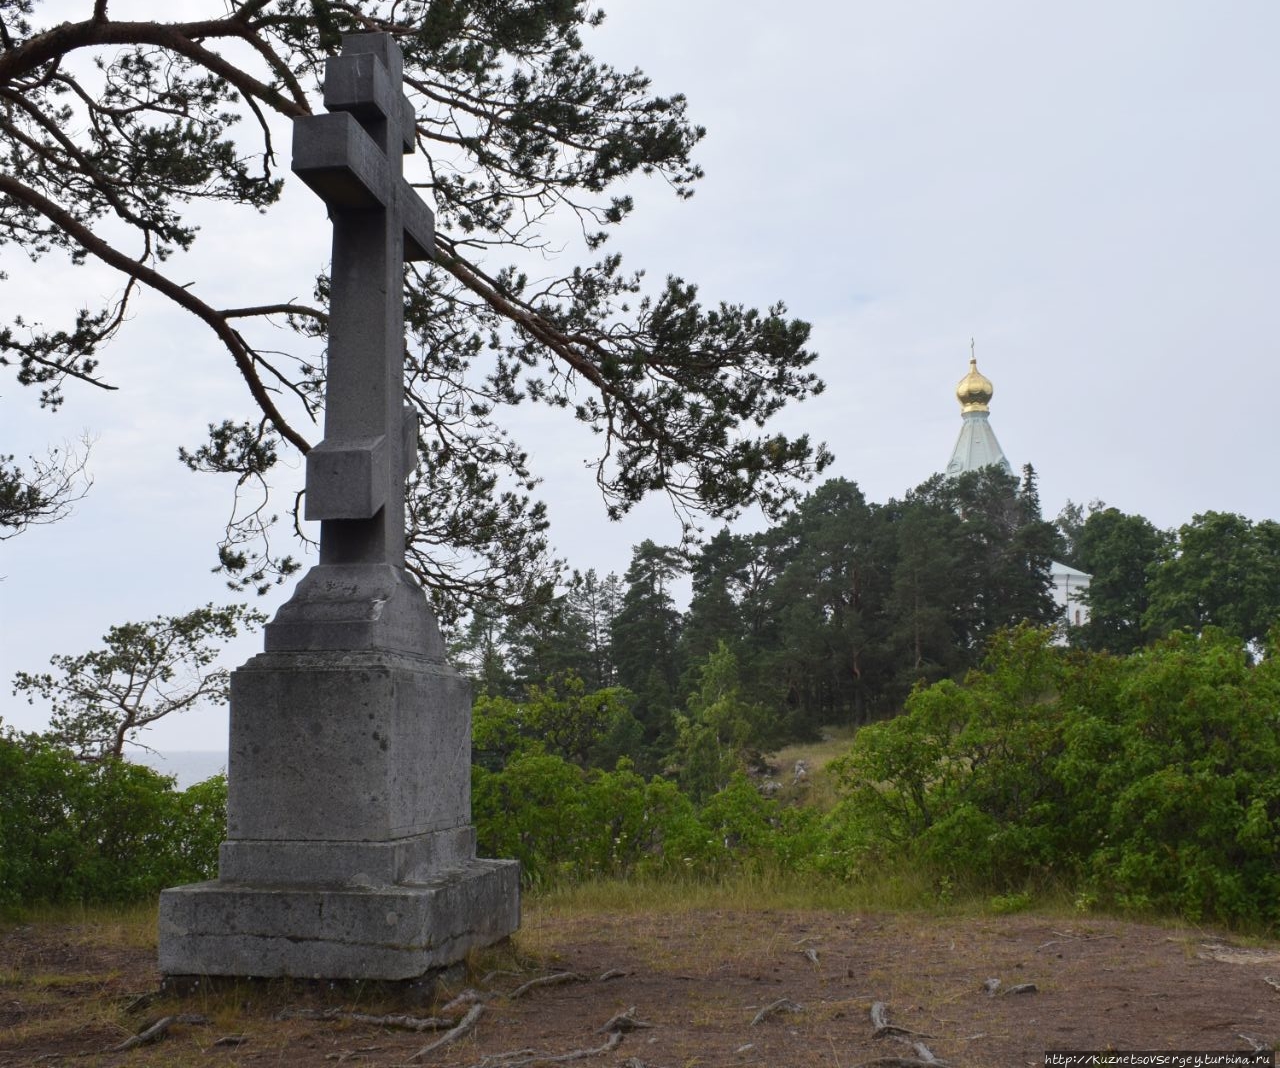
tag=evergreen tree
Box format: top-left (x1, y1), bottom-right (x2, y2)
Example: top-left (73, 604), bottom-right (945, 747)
top-left (3, 0), bottom-right (831, 618)
top-left (566, 569), bottom-right (622, 690)
top-left (1053, 498), bottom-right (1103, 569)
top-left (610, 540), bottom-right (684, 764)
top-left (450, 605), bottom-right (516, 697)
top-left (0, 439), bottom-right (92, 540)
top-left (680, 528), bottom-right (751, 668)
top-left (917, 465), bottom-right (1058, 648)
top-left (502, 589), bottom-right (593, 690)
top-left (882, 493), bottom-right (966, 699)
top-left (13, 604), bottom-right (266, 760)
top-left (1007, 465), bottom-right (1061, 625)
top-left (761, 479), bottom-right (894, 729)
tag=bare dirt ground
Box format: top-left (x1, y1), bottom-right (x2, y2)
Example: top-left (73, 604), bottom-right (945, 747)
top-left (3, 906), bottom-right (1279, 1067)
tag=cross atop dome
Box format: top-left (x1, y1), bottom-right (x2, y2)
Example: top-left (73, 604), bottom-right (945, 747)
top-left (956, 338), bottom-right (996, 413)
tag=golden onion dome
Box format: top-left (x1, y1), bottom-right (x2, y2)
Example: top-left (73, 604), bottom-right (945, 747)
top-left (956, 353), bottom-right (994, 413)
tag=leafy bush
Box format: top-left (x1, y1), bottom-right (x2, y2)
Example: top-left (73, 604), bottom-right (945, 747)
top-left (0, 732), bottom-right (225, 910)
top-left (1086, 631), bottom-right (1280, 924)
top-left (472, 674), bottom-right (641, 772)
top-left (12, 626), bottom-right (1273, 934)
top-left (473, 752), bottom-right (815, 888)
top-left (825, 625), bottom-right (1280, 929)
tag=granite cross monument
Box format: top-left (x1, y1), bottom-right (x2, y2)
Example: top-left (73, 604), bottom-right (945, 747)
top-left (158, 33), bottom-right (520, 981)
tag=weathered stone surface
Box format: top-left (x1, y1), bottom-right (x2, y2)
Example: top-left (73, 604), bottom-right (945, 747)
top-left (226, 650), bottom-right (469, 843)
top-left (159, 859), bottom-right (519, 979)
top-left (264, 564), bottom-right (447, 658)
top-left (303, 434), bottom-right (389, 521)
top-left (321, 47), bottom-right (417, 149)
top-left (157, 31), bottom-right (519, 982)
top-left (218, 827), bottom-right (475, 888)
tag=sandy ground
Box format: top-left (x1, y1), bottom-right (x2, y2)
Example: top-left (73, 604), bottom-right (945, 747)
top-left (3, 907), bottom-right (1279, 1067)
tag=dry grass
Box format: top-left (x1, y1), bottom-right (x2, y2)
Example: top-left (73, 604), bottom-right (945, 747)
top-left (770, 724), bottom-right (860, 771)
top-left (2, 903), bottom-right (162, 1050)
top-left (10, 901), bottom-right (158, 949)
top-left (532, 866), bottom-right (1001, 919)
top-left (764, 724), bottom-right (860, 811)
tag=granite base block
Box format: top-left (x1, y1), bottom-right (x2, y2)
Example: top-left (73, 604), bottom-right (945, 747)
top-left (227, 648), bottom-right (471, 843)
top-left (218, 827), bottom-right (476, 888)
top-left (158, 858), bottom-right (519, 980)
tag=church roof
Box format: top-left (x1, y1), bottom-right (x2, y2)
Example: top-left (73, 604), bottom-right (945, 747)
top-left (945, 349), bottom-right (1012, 477)
top-left (1051, 562), bottom-right (1092, 580)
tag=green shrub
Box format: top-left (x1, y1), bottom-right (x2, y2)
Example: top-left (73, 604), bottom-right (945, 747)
top-left (823, 625), bottom-right (1280, 930)
top-left (0, 732), bottom-right (225, 910)
top-left (472, 751), bottom-right (820, 888)
top-left (1086, 631), bottom-right (1280, 926)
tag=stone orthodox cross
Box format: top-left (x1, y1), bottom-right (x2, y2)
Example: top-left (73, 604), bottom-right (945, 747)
top-left (157, 33), bottom-right (518, 983)
top-left (292, 34), bottom-right (434, 571)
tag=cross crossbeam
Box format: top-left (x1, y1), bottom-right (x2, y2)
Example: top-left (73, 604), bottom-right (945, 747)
top-left (291, 34), bottom-right (435, 568)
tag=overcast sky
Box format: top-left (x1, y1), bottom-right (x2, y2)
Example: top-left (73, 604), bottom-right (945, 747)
top-left (3, 0), bottom-right (1278, 753)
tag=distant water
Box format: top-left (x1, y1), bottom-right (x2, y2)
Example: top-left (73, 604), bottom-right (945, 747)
top-left (129, 750), bottom-right (228, 790)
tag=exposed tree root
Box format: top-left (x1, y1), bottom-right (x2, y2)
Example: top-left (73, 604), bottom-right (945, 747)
top-left (864, 1001), bottom-right (950, 1067)
top-left (277, 1007), bottom-right (454, 1031)
top-left (442, 990), bottom-right (485, 1014)
top-left (409, 1002), bottom-right (484, 1061)
top-left (1035, 932), bottom-right (1118, 951)
top-left (106, 1013), bottom-right (210, 1052)
top-left (481, 969), bottom-right (521, 985)
top-left (869, 1001), bottom-right (891, 1031)
top-left (751, 998), bottom-right (804, 1026)
top-left (467, 1029), bottom-right (623, 1066)
top-left (911, 1039), bottom-right (941, 1063)
top-left (596, 1007), bottom-right (653, 1033)
top-left (984, 978), bottom-right (1038, 996)
top-left (327, 1045), bottom-right (385, 1063)
top-left (870, 1001), bottom-right (932, 1039)
top-left (508, 971), bottom-right (586, 1000)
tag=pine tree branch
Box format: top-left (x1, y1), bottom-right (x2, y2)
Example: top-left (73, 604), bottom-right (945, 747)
top-left (0, 173), bottom-right (312, 456)
top-left (0, 16), bottom-right (305, 117)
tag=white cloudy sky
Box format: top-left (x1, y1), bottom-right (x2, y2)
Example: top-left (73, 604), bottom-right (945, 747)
top-left (3, 0), bottom-right (1278, 752)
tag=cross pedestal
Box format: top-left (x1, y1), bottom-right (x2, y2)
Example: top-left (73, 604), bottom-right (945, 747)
top-left (158, 34), bottom-right (519, 981)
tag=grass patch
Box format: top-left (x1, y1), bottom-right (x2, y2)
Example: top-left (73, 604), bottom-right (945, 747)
top-left (764, 724), bottom-right (859, 811)
top-left (770, 724), bottom-right (859, 773)
top-left (5, 901), bottom-right (158, 951)
top-left (527, 864), bottom-right (1044, 920)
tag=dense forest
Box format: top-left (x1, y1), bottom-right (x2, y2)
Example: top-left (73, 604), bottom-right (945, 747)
top-left (453, 462), bottom-right (1280, 781)
top-left (460, 465), bottom-right (1058, 750)
top-left (6, 461), bottom-right (1280, 929)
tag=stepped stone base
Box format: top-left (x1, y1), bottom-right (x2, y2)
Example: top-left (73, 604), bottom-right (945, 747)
top-left (159, 858), bottom-right (519, 980)
top-left (157, 562), bottom-right (520, 981)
